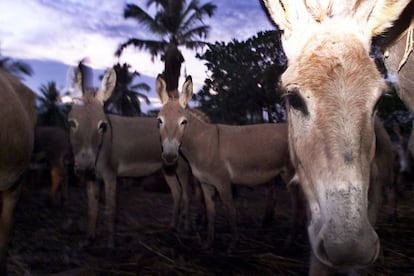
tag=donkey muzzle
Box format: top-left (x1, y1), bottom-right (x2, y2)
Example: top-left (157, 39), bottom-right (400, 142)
top-left (161, 152), bottom-right (179, 166)
top-left (161, 139), bottom-right (180, 166)
top-left (308, 186), bottom-right (380, 269)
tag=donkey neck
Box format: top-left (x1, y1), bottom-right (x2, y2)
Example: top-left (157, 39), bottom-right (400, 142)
top-left (180, 109), bottom-right (218, 164)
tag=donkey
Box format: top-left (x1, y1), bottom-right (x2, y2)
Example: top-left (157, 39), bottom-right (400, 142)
top-left (156, 75), bottom-right (294, 250)
top-left (67, 68), bottom-right (192, 247)
top-left (31, 126), bottom-right (71, 206)
top-left (261, 0), bottom-right (412, 274)
top-left (381, 21), bottom-right (414, 173)
top-left (0, 69), bottom-right (36, 274)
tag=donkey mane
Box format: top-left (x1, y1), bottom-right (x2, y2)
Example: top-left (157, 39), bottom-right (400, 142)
top-left (186, 108), bottom-right (211, 124)
top-left (82, 91), bottom-right (96, 103)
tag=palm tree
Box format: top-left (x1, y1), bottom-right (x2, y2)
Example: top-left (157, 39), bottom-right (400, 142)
top-left (0, 48), bottom-right (33, 79)
top-left (115, 0), bottom-right (216, 96)
top-left (104, 63), bottom-right (151, 116)
top-left (36, 82), bottom-right (70, 128)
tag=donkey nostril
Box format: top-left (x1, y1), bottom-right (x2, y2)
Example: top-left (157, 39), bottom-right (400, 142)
top-left (315, 239), bottom-right (331, 265)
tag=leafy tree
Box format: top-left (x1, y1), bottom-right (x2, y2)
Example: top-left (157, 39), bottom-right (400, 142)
top-left (195, 30), bottom-right (287, 124)
top-left (36, 82), bottom-right (70, 128)
top-left (116, 0), bottom-right (216, 94)
top-left (104, 63), bottom-right (151, 116)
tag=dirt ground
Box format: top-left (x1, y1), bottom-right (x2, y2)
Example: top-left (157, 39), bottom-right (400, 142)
top-left (7, 171), bottom-right (414, 275)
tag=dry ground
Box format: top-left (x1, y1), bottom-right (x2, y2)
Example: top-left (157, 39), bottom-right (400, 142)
top-left (7, 172), bottom-right (414, 275)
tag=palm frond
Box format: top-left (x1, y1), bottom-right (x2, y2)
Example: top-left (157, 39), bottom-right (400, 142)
top-left (130, 83), bottom-right (151, 92)
top-left (180, 8), bottom-right (200, 33)
top-left (131, 90), bottom-right (151, 105)
top-left (124, 3), bottom-right (166, 34)
top-left (196, 2), bottom-right (216, 17)
top-left (146, 0), bottom-right (168, 10)
top-left (183, 40), bottom-right (209, 51)
top-left (179, 25), bottom-right (211, 44)
top-left (118, 0), bottom-right (216, 69)
top-left (0, 57), bottom-right (33, 78)
top-left (180, 1), bottom-right (216, 38)
top-left (115, 38), bottom-right (168, 59)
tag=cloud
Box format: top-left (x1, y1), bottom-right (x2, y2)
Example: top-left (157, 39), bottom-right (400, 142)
top-left (0, 0), bottom-right (133, 64)
top-left (0, 0), bottom-right (273, 99)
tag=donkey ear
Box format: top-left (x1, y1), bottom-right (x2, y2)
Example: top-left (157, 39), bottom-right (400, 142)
top-left (261, 0), bottom-right (303, 40)
top-left (156, 74), bottom-right (169, 104)
top-left (96, 68), bottom-right (116, 104)
top-left (363, 0), bottom-right (412, 38)
top-left (179, 75), bottom-right (193, 108)
top-left (75, 67), bottom-right (83, 95)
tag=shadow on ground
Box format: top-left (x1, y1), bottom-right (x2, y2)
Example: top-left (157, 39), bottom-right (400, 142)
top-left (8, 174), bottom-right (414, 275)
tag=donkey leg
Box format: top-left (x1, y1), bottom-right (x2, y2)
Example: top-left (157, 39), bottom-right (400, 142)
top-left (285, 180), bottom-right (306, 248)
top-left (56, 158), bottom-right (69, 208)
top-left (193, 178), bottom-right (206, 229)
top-left (104, 177), bottom-right (117, 248)
top-left (385, 183), bottom-right (398, 223)
top-left (200, 183), bottom-right (216, 249)
top-left (60, 162), bottom-right (69, 207)
top-left (262, 180), bottom-right (278, 227)
top-left (309, 251), bottom-right (332, 276)
top-left (0, 184), bottom-right (21, 275)
top-left (368, 165), bottom-right (383, 226)
top-left (49, 166), bottom-right (61, 207)
top-left (86, 180), bottom-right (100, 243)
top-left (215, 183), bottom-right (238, 253)
top-left (163, 172), bottom-right (182, 230)
top-left (176, 163), bottom-right (191, 232)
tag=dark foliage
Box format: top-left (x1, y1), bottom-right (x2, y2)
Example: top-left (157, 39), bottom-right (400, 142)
top-left (36, 81), bottom-right (70, 129)
top-left (103, 63), bottom-right (150, 116)
top-left (0, 52), bottom-right (33, 79)
top-left (195, 30), bottom-right (287, 124)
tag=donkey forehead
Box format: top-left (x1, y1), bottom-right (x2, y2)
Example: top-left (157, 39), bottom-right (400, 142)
top-left (283, 19), bottom-right (369, 62)
top-left (283, 31), bottom-right (385, 102)
top-left (69, 103), bottom-right (105, 122)
top-left (159, 101), bottom-right (186, 119)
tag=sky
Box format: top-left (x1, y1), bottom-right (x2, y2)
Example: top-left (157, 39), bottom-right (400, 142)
top-left (0, 0), bottom-right (274, 112)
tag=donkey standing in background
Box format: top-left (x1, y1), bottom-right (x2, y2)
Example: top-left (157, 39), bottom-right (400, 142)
top-left (156, 75), bottom-right (294, 251)
top-left (261, 0), bottom-right (412, 274)
top-left (31, 126), bottom-right (71, 206)
top-left (0, 69), bottom-right (36, 274)
top-left (381, 21), bottom-right (414, 171)
top-left (67, 68), bottom-right (192, 247)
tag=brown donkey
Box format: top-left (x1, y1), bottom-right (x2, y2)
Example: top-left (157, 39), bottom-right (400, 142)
top-left (382, 20), bottom-right (414, 168)
top-left (156, 76), bottom-right (294, 250)
top-left (261, 0), bottom-right (412, 274)
top-left (0, 69), bottom-right (36, 274)
top-left (67, 68), bottom-right (192, 246)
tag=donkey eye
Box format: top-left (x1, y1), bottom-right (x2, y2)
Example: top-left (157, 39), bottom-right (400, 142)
top-left (284, 89), bottom-right (308, 115)
top-left (372, 96), bottom-right (383, 116)
top-left (98, 121), bottom-right (108, 133)
top-left (157, 118), bottom-right (163, 128)
top-left (68, 119), bottom-right (78, 131)
top-left (180, 119), bottom-right (188, 126)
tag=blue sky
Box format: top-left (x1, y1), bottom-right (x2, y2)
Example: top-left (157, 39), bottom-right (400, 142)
top-left (0, 0), bottom-right (273, 112)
